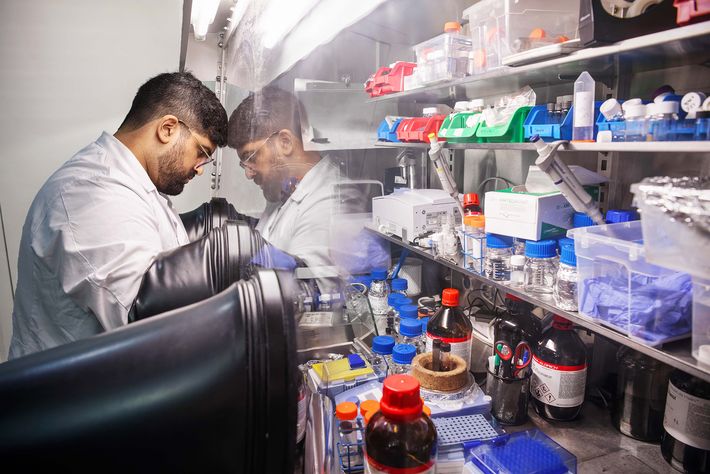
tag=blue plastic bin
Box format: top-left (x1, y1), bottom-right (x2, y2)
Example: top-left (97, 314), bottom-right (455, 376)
top-left (524, 102), bottom-right (602, 141)
top-left (377, 116), bottom-right (404, 142)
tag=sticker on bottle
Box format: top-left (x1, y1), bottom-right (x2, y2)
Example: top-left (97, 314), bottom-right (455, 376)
top-left (425, 334), bottom-right (472, 369)
top-left (573, 91), bottom-right (594, 128)
top-left (663, 380), bottom-right (710, 451)
top-left (531, 355), bottom-right (587, 408)
top-left (366, 456), bottom-right (435, 474)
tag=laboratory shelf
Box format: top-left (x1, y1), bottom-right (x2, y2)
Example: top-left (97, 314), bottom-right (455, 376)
top-left (375, 141), bottom-right (710, 153)
top-left (364, 225), bottom-right (710, 383)
top-left (367, 22), bottom-right (710, 104)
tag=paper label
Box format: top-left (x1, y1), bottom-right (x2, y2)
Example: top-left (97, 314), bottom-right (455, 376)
top-left (663, 380), bottom-right (710, 451)
top-left (425, 333), bottom-right (472, 368)
top-left (531, 355), bottom-right (587, 408)
top-left (299, 312), bottom-right (334, 327)
top-left (573, 91), bottom-right (594, 128)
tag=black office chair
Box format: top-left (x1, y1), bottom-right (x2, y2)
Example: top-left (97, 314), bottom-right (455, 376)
top-left (0, 269), bottom-right (298, 473)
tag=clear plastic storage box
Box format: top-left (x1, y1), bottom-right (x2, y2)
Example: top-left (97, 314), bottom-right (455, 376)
top-left (568, 221), bottom-right (693, 347)
top-left (463, 0), bottom-right (581, 74)
top-left (413, 31), bottom-right (472, 85)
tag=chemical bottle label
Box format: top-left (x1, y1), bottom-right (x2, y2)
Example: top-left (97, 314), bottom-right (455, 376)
top-left (425, 333), bottom-right (472, 369)
top-left (531, 355), bottom-right (586, 408)
top-left (663, 379), bottom-right (710, 451)
top-left (366, 456), bottom-right (435, 474)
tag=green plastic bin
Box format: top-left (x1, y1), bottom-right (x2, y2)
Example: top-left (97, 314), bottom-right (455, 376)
top-left (476, 106), bottom-right (532, 143)
top-left (438, 112), bottom-right (484, 143)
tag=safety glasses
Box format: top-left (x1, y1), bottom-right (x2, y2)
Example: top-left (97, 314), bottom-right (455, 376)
top-left (238, 131), bottom-right (278, 170)
top-left (178, 120), bottom-right (214, 169)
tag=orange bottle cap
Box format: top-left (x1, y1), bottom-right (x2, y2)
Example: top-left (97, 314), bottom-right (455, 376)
top-left (529, 28), bottom-right (546, 39)
top-left (444, 21), bottom-right (461, 33)
top-left (360, 399), bottom-right (380, 416)
top-left (423, 405), bottom-right (431, 417)
top-left (464, 214), bottom-right (485, 228)
top-left (336, 401), bottom-right (358, 420)
top-left (442, 288), bottom-right (460, 307)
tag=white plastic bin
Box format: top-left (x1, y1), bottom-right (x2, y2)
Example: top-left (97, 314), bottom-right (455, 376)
top-left (413, 31), bottom-right (472, 85)
top-left (463, 0), bottom-right (580, 74)
top-left (568, 221), bottom-right (692, 346)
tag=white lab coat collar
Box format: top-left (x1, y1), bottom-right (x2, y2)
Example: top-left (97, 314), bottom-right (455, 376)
top-left (287, 154), bottom-right (335, 204)
top-left (96, 132), bottom-right (157, 194)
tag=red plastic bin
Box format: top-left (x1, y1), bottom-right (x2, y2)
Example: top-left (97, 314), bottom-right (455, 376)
top-left (365, 62), bottom-right (416, 97)
top-left (396, 115), bottom-right (447, 142)
top-left (674, 0), bottom-right (710, 24)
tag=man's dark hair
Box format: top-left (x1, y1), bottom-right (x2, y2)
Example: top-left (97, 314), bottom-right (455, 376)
top-left (228, 86), bottom-right (305, 152)
top-left (119, 72), bottom-right (228, 147)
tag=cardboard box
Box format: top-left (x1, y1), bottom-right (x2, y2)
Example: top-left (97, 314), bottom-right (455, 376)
top-left (484, 187), bottom-right (575, 241)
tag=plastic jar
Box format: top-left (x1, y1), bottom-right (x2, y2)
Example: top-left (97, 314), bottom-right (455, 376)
top-left (523, 240), bottom-right (558, 296)
top-left (623, 104), bottom-right (648, 142)
top-left (484, 233), bottom-right (513, 281)
top-left (553, 244), bottom-right (578, 311)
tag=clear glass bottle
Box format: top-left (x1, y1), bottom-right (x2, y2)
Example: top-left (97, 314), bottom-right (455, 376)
top-left (573, 71), bottom-right (595, 141)
top-left (600, 98), bottom-right (625, 142)
top-left (484, 233), bottom-right (513, 281)
top-left (623, 104), bottom-right (648, 142)
top-left (463, 214), bottom-right (486, 273)
top-left (654, 101), bottom-right (680, 141)
top-left (510, 255), bottom-right (526, 287)
top-left (368, 268), bottom-right (390, 323)
top-left (398, 316), bottom-right (424, 353)
top-left (391, 344), bottom-right (417, 374)
top-left (513, 237), bottom-right (526, 256)
top-left (395, 301), bottom-right (416, 335)
top-left (336, 401), bottom-right (363, 467)
top-left (371, 335), bottom-right (395, 378)
top-left (553, 243), bottom-right (578, 311)
top-left (523, 240), bottom-right (559, 296)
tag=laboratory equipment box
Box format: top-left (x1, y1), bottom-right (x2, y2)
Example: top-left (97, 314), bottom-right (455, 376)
top-left (674, 0), bottom-right (710, 25)
top-left (484, 187), bottom-right (575, 241)
top-left (438, 111), bottom-right (484, 143)
top-left (397, 115), bottom-right (447, 142)
top-left (372, 188), bottom-right (462, 243)
top-left (524, 102), bottom-right (602, 141)
top-left (308, 357), bottom-right (380, 399)
top-left (463, 0), bottom-right (581, 74)
top-left (569, 221), bottom-right (693, 347)
top-left (476, 107), bottom-right (532, 143)
top-left (365, 61), bottom-right (416, 97)
top-left (377, 116), bottom-right (405, 142)
top-left (413, 30), bottom-right (472, 85)
top-left (463, 429), bottom-right (577, 474)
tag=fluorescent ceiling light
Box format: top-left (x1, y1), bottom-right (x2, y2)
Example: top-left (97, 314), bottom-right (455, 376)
top-left (259, 0), bottom-right (319, 49)
top-left (191, 0), bottom-right (221, 41)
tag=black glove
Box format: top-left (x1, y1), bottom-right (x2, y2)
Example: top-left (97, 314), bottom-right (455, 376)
top-left (130, 220), bottom-right (302, 321)
top-left (179, 197), bottom-right (258, 241)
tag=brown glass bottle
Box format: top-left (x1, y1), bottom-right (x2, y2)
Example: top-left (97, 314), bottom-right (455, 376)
top-left (425, 288), bottom-right (473, 368)
top-left (365, 375), bottom-right (437, 473)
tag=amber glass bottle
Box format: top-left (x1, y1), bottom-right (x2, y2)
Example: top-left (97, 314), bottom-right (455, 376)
top-left (425, 288), bottom-right (473, 368)
top-left (365, 375), bottom-right (437, 473)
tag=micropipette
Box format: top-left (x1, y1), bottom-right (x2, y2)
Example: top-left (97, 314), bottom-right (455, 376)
top-left (531, 135), bottom-right (606, 226)
top-left (428, 133), bottom-right (465, 222)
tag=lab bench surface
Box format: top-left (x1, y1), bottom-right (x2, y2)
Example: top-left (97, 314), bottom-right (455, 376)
top-left (509, 403), bottom-right (674, 474)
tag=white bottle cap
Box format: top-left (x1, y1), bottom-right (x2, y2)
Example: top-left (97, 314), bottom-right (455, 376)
top-left (600, 98), bottom-right (622, 120)
top-left (625, 104), bottom-right (647, 118)
top-left (511, 255), bottom-right (526, 266)
top-left (469, 99), bottom-right (485, 108)
top-left (681, 92), bottom-right (707, 113)
top-left (657, 101), bottom-right (679, 114)
top-left (454, 101), bottom-right (471, 111)
top-left (703, 96), bottom-right (710, 111)
top-left (422, 107), bottom-right (438, 116)
top-left (622, 98), bottom-right (643, 112)
top-left (596, 130), bottom-right (612, 142)
top-left (645, 103), bottom-right (658, 116)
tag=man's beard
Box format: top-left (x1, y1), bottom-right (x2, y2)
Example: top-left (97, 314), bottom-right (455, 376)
top-left (156, 137), bottom-right (195, 196)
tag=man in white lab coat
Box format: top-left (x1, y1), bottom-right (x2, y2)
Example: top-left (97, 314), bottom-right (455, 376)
top-left (227, 87), bottom-right (347, 276)
top-left (9, 72), bottom-right (228, 359)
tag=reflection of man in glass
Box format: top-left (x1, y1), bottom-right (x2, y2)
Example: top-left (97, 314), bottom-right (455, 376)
top-left (227, 86), bottom-right (344, 273)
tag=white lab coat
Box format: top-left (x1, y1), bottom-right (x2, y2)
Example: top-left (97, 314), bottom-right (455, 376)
top-left (9, 132), bottom-right (189, 358)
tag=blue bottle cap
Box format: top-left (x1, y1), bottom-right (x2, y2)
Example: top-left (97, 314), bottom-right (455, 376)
top-left (370, 268), bottom-right (388, 280)
top-left (347, 353), bottom-right (366, 369)
top-left (399, 318), bottom-right (422, 337)
top-left (605, 209), bottom-right (639, 224)
top-left (372, 335), bottom-right (395, 355)
top-left (392, 344), bottom-right (417, 364)
top-left (399, 304), bottom-right (419, 319)
top-left (351, 275), bottom-right (373, 287)
top-left (573, 212), bottom-right (595, 228)
top-left (557, 237), bottom-right (574, 250)
top-left (395, 297), bottom-right (413, 309)
top-left (388, 293), bottom-right (402, 306)
top-left (486, 233), bottom-right (513, 249)
top-left (525, 239), bottom-right (558, 259)
top-left (391, 278), bottom-right (408, 291)
top-left (420, 317), bottom-right (430, 333)
top-left (560, 243), bottom-right (577, 267)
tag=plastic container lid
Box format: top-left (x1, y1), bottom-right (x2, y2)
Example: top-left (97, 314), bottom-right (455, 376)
top-left (464, 214), bottom-right (485, 228)
top-left (573, 212), bottom-right (595, 228)
top-left (486, 233), bottom-right (513, 249)
top-left (463, 193), bottom-right (480, 208)
top-left (658, 101), bottom-right (679, 114)
top-left (560, 243), bottom-right (577, 267)
top-left (454, 101), bottom-right (472, 111)
top-left (469, 99), bottom-right (485, 108)
top-left (391, 278), bottom-right (408, 291)
top-left (399, 317), bottom-right (422, 337)
top-left (621, 98), bottom-right (643, 111)
top-left (351, 275), bottom-right (373, 287)
top-left (392, 344), bottom-right (417, 364)
top-left (645, 103), bottom-right (658, 116)
top-left (380, 374), bottom-right (423, 421)
top-left (606, 209), bottom-right (638, 223)
top-left (525, 239), bottom-right (557, 259)
top-left (600, 98), bottom-right (622, 120)
top-left (396, 297), bottom-right (414, 309)
top-left (336, 401), bottom-right (358, 420)
top-left (444, 21), bottom-right (461, 33)
top-left (511, 255), bottom-right (526, 266)
top-left (388, 293), bottom-right (402, 306)
top-left (399, 304), bottom-right (419, 319)
top-left (625, 104), bottom-right (647, 118)
top-left (360, 399), bottom-right (380, 417)
top-left (371, 268), bottom-right (388, 280)
top-left (441, 288), bottom-right (460, 307)
top-left (372, 335), bottom-right (396, 355)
